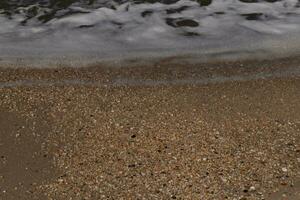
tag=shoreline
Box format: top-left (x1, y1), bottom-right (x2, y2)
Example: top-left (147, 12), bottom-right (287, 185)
top-left (0, 57), bottom-right (300, 199)
top-left (1, 28), bottom-right (300, 69)
top-left (0, 55), bottom-right (300, 86)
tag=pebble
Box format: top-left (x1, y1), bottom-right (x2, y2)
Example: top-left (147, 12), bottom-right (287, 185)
top-left (282, 167), bottom-right (288, 172)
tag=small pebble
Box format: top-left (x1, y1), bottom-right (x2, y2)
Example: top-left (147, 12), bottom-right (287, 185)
top-left (249, 186), bottom-right (256, 191)
top-left (282, 167), bottom-right (288, 172)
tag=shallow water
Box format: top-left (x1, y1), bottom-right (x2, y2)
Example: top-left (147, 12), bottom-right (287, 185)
top-left (0, 0), bottom-right (300, 67)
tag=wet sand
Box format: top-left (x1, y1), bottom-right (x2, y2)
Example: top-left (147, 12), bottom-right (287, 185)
top-left (0, 110), bottom-right (58, 200)
top-left (0, 57), bottom-right (300, 199)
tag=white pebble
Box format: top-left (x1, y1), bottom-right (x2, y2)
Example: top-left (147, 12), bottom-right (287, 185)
top-left (249, 186), bottom-right (256, 191)
top-left (282, 167), bottom-right (288, 172)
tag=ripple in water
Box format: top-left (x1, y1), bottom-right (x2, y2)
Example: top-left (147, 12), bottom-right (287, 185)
top-left (0, 0), bottom-right (300, 66)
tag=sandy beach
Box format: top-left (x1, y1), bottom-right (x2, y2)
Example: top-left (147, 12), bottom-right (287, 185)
top-left (0, 57), bottom-right (300, 200)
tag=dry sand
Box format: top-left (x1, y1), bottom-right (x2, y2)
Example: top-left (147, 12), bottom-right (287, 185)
top-left (0, 57), bottom-right (300, 200)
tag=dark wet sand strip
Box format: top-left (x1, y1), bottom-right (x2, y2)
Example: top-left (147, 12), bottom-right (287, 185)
top-left (0, 110), bottom-right (58, 200)
top-left (0, 58), bottom-right (300, 199)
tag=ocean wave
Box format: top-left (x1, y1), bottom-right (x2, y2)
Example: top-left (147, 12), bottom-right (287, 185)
top-left (0, 0), bottom-right (300, 66)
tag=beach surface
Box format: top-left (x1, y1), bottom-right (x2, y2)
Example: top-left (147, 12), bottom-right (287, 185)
top-left (0, 57), bottom-right (300, 200)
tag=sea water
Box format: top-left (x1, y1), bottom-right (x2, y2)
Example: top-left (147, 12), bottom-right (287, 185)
top-left (0, 0), bottom-right (300, 67)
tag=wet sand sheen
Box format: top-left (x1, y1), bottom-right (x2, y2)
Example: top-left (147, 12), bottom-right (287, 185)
top-left (0, 59), bottom-right (300, 199)
top-left (0, 110), bottom-right (58, 200)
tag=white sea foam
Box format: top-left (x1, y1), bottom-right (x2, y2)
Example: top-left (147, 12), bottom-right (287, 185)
top-left (0, 0), bottom-right (300, 67)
